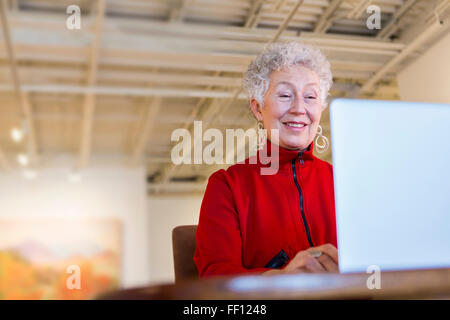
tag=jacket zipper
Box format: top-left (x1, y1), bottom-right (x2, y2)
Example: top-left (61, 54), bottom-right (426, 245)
top-left (291, 152), bottom-right (314, 247)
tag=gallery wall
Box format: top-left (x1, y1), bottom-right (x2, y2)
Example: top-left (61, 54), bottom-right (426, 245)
top-left (398, 31), bottom-right (450, 104)
top-left (147, 195), bottom-right (202, 284)
top-left (0, 163), bottom-right (150, 290)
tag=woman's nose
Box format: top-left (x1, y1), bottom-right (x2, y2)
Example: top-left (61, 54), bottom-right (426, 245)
top-left (289, 97), bottom-right (307, 114)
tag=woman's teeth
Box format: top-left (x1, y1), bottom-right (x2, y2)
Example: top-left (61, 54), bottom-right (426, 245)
top-left (285, 123), bottom-right (305, 128)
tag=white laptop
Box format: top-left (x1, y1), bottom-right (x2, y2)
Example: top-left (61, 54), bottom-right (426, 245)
top-left (330, 98), bottom-right (450, 273)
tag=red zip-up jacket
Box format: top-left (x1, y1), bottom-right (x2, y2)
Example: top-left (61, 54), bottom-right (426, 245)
top-left (194, 141), bottom-right (337, 277)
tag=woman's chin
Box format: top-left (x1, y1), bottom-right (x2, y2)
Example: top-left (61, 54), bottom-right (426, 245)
top-left (278, 130), bottom-right (310, 148)
top-left (279, 140), bottom-right (308, 151)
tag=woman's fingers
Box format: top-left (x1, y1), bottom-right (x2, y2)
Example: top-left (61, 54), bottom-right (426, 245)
top-left (302, 255), bottom-right (327, 273)
top-left (282, 244), bottom-right (339, 274)
top-left (313, 243), bottom-right (339, 265)
top-left (315, 253), bottom-right (339, 273)
top-left (286, 251), bottom-right (326, 273)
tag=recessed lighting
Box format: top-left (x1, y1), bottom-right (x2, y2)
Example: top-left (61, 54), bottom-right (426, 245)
top-left (11, 128), bottom-right (23, 142)
top-left (17, 153), bottom-right (29, 166)
top-left (23, 169), bottom-right (37, 180)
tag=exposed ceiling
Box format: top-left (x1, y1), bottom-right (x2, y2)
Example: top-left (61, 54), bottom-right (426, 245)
top-left (0, 0), bottom-right (449, 194)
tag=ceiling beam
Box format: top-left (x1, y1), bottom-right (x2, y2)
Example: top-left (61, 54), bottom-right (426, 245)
top-left (245, 0), bottom-right (266, 28)
top-left (0, 42), bottom-right (401, 68)
top-left (0, 66), bottom-right (242, 87)
top-left (0, 75), bottom-right (397, 99)
top-left (131, 97), bottom-right (162, 166)
top-left (79, 0), bottom-right (105, 169)
top-left (313, 0), bottom-right (344, 33)
top-left (0, 62), bottom-right (390, 97)
top-left (7, 11), bottom-right (403, 44)
top-left (3, 16), bottom-right (408, 56)
top-left (346, 0), bottom-right (373, 20)
top-left (0, 58), bottom-right (385, 84)
top-left (169, 0), bottom-right (187, 23)
top-left (0, 0), bottom-right (36, 168)
top-left (0, 84), bottom-right (248, 99)
top-left (269, 0), bottom-right (305, 44)
top-left (271, 0), bottom-right (287, 12)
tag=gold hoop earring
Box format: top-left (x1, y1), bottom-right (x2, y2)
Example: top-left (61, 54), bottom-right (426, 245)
top-left (315, 124), bottom-right (329, 153)
top-left (256, 121), bottom-right (266, 151)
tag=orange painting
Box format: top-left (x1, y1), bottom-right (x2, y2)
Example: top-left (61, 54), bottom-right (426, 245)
top-left (0, 219), bottom-right (121, 300)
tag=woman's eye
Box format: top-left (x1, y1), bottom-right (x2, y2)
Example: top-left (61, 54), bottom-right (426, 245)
top-left (279, 94), bottom-right (291, 98)
top-left (306, 95), bottom-right (316, 100)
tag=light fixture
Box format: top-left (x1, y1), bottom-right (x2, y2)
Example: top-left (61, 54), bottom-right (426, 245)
top-left (17, 153), bottom-right (29, 166)
top-left (23, 169), bottom-right (37, 180)
top-left (11, 128), bottom-right (23, 143)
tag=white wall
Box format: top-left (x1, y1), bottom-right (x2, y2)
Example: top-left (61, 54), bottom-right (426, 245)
top-left (0, 164), bottom-right (150, 289)
top-left (398, 31), bottom-right (450, 104)
top-left (148, 195), bottom-right (202, 284)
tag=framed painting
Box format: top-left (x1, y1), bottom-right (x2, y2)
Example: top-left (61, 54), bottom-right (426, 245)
top-left (0, 218), bottom-right (121, 300)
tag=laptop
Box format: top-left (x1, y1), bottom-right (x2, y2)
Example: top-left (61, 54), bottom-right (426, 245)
top-left (329, 98), bottom-right (450, 273)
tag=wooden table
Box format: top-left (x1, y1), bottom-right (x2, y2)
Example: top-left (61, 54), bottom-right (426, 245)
top-left (100, 268), bottom-right (450, 299)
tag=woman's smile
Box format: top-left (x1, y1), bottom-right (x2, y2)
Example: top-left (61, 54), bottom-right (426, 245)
top-left (282, 121), bottom-right (308, 131)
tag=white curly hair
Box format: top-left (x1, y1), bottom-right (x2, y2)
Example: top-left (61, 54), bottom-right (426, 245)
top-left (243, 41), bottom-right (333, 108)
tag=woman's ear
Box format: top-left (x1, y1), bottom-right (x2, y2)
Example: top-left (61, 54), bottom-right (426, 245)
top-left (249, 98), bottom-right (263, 122)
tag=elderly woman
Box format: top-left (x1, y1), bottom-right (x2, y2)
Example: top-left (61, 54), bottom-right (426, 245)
top-left (194, 41), bottom-right (338, 277)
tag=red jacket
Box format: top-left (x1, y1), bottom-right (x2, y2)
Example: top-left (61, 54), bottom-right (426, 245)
top-left (194, 141), bottom-right (337, 277)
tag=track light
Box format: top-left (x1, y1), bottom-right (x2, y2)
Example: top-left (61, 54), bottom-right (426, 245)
top-left (17, 153), bottom-right (29, 166)
top-left (11, 128), bottom-right (23, 142)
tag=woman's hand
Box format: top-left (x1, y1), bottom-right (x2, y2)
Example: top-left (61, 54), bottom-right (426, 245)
top-left (263, 244), bottom-right (339, 276)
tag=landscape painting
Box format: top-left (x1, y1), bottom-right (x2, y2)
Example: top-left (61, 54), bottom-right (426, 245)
top-left (0, 218), bottom-right (121, 300)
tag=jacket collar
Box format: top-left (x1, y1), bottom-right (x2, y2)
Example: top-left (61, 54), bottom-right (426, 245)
top-left (256, 139), bottom-right (315, 166)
